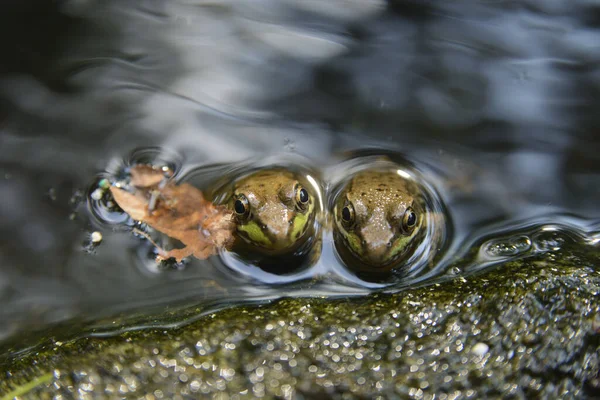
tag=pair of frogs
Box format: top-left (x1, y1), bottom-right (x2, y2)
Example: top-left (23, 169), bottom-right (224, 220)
top-left (217, 165), bottom-right (425, 275)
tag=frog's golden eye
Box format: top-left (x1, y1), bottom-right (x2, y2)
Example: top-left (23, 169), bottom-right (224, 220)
top-left (295, 185), bottom-right (309, 209)
top-left (233, 194), bottom-right (250, 219)
top-left (401, 207), bottom-right (417, 233)
top-left (341, 203), bottom-right (355, 228)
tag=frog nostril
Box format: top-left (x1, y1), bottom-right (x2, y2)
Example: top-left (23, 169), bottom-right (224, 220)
top-left (387, 241), bottom-right (392, 247)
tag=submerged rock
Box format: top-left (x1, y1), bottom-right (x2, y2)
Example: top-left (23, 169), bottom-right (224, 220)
top-left (1, 247), bottom-right (599, 399)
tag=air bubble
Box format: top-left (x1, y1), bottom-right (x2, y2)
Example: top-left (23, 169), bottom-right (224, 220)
top-left (90, 231), bottom-right (103, 244)
top-left (83, 231), bottom-right (103, 254)
top-left (481, 235), bottom-right (532, 260)
top-left (532, 228), bottom-right (565, 252)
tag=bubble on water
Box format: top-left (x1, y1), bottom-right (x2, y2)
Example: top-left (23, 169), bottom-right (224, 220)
top-left (480, 235), bottom-right (532, 260)
top-left (90, 231), bottom-right (103, 244)
top-left (532, 227), bottom-right (565, 252)
top-left (83, 231), bottom-right (103, 254)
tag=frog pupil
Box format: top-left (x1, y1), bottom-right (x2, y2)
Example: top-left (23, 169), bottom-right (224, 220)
top-left (407, 211), bottom-right (416, 226)
top-left (234, 199), bottom-right (246, 214)
top-left (299, 188), bottom-right (308, 203)
top-left (342, 206), bottom-right (351, 222)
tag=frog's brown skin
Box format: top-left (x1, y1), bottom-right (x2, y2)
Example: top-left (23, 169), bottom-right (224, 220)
top-left (333, 169), bottom-right (425, 273)
top-left (223, 169), bottom-right (317, 256)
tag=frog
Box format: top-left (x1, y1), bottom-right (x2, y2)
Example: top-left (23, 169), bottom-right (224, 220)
top-left (217, 168), bottom-right (319, 264)
top-left (332, 168), bottom-right (427, 274)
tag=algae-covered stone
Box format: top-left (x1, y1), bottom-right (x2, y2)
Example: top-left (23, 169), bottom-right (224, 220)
top-left (1, 248), bottom-right (599, 399)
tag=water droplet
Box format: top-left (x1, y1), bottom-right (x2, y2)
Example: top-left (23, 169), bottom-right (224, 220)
top-left (481, 235), bottom-right (532, 260)
top-left (90, 231), bottom-right (103, 244)
top-left (83, 231), bottom-right (103, 254)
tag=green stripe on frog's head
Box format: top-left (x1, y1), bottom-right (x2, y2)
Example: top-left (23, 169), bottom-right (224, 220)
top-left (384, 218), bottom-right (421, 263)
top-left (291, 193), bottom-right (314, 241)
top-left (237, 220), bottom-right (272, 247)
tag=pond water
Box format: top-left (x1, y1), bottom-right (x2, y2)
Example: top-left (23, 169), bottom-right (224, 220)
top-left (1, 0), bottom-right (599, 358)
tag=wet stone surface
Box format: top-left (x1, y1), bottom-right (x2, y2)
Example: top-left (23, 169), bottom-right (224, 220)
top-left (1, 248), bottom-right (599, 399)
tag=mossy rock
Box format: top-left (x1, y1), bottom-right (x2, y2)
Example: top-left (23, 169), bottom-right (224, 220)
top-left (1, 247), bottom-right (599, 399)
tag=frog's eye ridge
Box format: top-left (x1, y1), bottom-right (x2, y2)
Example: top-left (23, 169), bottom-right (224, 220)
top-left (234, 194), bottom-right (250, 218)
top-left (402, 207), bottom-right (417, 232)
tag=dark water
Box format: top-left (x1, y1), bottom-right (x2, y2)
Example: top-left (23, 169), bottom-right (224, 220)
top-left (1, 0), bottom-right (600, 357)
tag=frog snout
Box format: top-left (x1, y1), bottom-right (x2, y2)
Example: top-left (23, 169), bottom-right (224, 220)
top-left (259, 204), bottom-right (294, 249)
top-left (267, 222), bottom-right (293, 249)
top-left (360, 218), bottom-right (393, 265)
top-left (362, 242), bottom-right (390, 265)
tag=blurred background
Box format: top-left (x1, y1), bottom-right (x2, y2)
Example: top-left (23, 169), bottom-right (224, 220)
top-left (1, 0), bottom-right (599, 355)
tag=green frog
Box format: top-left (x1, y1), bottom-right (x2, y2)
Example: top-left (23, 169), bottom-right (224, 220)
top-left (217, 168), bottom-right (319, 259)
top-left (332, 168), bottom-right (426, 273)
top-left (215, 164), bottom-right (433, 276)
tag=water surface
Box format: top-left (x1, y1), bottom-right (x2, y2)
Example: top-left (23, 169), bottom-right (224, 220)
top-left (1, 0), bottom-right (599, 358)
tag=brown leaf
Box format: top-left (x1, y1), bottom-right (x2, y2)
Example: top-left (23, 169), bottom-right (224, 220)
top-left (129, 165), bottom-right (168, 187)
top-left (109, 166), bottom-right (234, 262)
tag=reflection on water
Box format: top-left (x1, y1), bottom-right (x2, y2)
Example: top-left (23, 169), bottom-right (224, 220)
top-left (1, 0), bottom-right (600, 357)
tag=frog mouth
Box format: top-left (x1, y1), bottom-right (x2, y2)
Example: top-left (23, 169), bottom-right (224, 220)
top-left (335, 230), bottom-right (417, 274)
top-left (236, 218), bottom-right (313, 255)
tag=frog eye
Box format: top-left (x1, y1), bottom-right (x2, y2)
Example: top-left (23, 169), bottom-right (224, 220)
top-left (341, 203), bottom-right (355, 228)
top-left (401, 207), bottom-right (417, 232)
top-left (295, 185), bottom-right (309, 209)
top-left (233, 194), bottom-right (250, 219)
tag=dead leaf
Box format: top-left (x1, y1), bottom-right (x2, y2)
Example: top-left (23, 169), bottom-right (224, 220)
top-left (129, 164), bottom-right (169, 187)
top-left (109, 165), bottom-right (234, 262)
